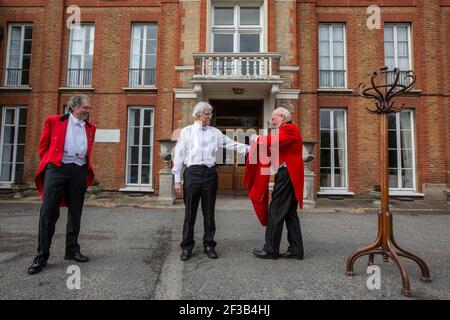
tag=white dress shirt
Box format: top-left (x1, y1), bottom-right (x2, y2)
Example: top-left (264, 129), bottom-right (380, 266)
top-left (172, 122), bottom-right (250, 183)
top-left (62, 113), bottom-right (88, 166)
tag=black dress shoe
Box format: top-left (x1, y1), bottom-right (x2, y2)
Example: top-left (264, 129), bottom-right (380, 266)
top-left (280, 251), bottom-right (303, 260)
top-left (253, 249), bottom-right (279, 260)
top-left (204, 247), bottom-right (218, 259)
top-left (180, 251), bottom-right (192, 261)
top-left (27, 260), bottom-right (47, 275)
top-left (64, 252), bottom-right (89, 263)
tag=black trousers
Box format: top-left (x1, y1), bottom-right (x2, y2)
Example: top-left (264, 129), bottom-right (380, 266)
top-left (181, 165), bottom-right (218, 252)
top-left (263, 167), bottom-right (304, 256)
top-left (34, 163), bottom-right (88, 263)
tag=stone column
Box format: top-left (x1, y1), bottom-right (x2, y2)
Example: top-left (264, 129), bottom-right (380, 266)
top-left (157, 139), bottom-right (176, 205)
top-left (302, 141), bottom-right (318, 209)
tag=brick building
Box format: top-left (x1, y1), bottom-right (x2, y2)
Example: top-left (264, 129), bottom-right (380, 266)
top-left (0, 0), bottom-right (449, 199)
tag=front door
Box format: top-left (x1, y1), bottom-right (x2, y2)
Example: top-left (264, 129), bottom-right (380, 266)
top-left (210, 99), bottom-right (263, 196)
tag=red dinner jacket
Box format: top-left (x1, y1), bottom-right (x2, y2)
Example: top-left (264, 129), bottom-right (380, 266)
top-left (35, 114), bottom-right (96, 205)
top-left (244, 122), bottom-right (304, 226)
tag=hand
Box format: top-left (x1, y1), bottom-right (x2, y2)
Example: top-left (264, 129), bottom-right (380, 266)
top-left (175, 182), bottom-right (182, 193)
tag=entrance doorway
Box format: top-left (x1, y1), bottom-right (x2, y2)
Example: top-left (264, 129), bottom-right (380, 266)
top-left (210, 99), bottom-right (263, 196)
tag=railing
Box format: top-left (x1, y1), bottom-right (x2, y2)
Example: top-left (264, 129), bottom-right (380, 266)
top-left (67, 68), bottom-right (92, 87)
top-left (5, 69), bottom-right (29, 86)
top-left (193, 53), bottom-right (281, 79)
top-left (128, 68), bottom-right (156, 87)
top-left (319, 70), bottom-right (346, 89)
top-left (386, 70), bottom-right (412, 87)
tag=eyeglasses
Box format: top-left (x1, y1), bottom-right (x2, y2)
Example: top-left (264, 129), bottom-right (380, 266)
top-left (202, 112), bottom-right (213, 118)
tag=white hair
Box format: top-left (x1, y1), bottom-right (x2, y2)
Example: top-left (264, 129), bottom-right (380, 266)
top-left (273, 107), bottom-right (292, 122)
top-left (192, 101), bottom-right (213, 119)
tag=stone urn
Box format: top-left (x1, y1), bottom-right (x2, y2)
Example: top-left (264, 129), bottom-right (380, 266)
top-left (87, 180), bottom-right (103, 199)
top-left (443, 189), bottom-right (450, 206)
top-left (11, 181), bottom-right (28, 199)
top-left (158, 139), bottom-right (176, 205)
top-left (302, 141), bottom-right (318, 209)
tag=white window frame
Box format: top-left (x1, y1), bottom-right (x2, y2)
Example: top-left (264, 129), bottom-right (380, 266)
top-left (4, 23), bottom-right (33, 87)
top-left (318, 23), bottom-right (347, 89)
top-left (125, 107), bottom-right (154, 187)
top-left (319, 108), bottom-right (349, 192)
top-left (384, 23), bottom-right (412, 71)
top-left (388, 110), bottom-right (417, 191)
top-left (128, 23), bottom-right (158, 87)
top-left (67, 24), bottom-right (95, 87)
top-left (211, 2), bottom-right (264, 53)
top-left (0, 106), bottom-right (27, 185)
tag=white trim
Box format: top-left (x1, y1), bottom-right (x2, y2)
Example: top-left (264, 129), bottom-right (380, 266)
top-left (122, 86), bottom-right (157, 91)
top-left (388, 110), bottom-right (416, 191)
top-left (119, 187), bottom-right (154, 192)
top-left (276, 89), bottom-right (300, 100)
top-left (317, 88), bottom-right (353, 93)
top-left (174, 88), bottom-right (197, 99)
top-left (0, 86), bottom-right (32, 91)
top-left (0, 107), bottom-right (27, 183)
top-left (279, 66), bottom-right (300, 72)
top-left (210, 1), bottom-right (264, 53)
top-left (129, 23), bottom-right (158, 87)
top-left (5, 23), bottom-right (33, 87)
top-left (319, 108), bottom-right (349, 191)
top-left (317, 190), bottom-right (355, 196)
top-left (125, 107), bottom-right (155, 188)
top-left (59, 86), bottom-right (95, 91)
top-left (318, 23), bottom-right (347, 89)
top-left (67, 24), bottom-right (95, 87)
top-left (175, 66), bottom-right (194, 71)
top-left (384, 23), bottom-right (412, 71)
top-left (388, 190), bottom-right (424, 197)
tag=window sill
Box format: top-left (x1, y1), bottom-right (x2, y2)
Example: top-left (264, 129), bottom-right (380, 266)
top-left (318, 190), bottom-right (355, 196)
top-left (59, 87), bottom-right (95, 91)
top-left (0, 86), bottom-right (32, 91)
top-left (119, 186), bottom-right (154, 193)
top-left (122, 86), bottom-right (157, 92)
top-left (0, 184), bottom-right (12, 189)
top-left (389, 190), bottom-right (424, 197)
top-left (317, 88), bottom-right (353, 93)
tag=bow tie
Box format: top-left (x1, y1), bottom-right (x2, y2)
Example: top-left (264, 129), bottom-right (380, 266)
top-left (74, 119), bottom-right (85, 127)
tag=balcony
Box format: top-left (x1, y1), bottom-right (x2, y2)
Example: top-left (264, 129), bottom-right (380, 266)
top-left (67, 68), bottom-right (92, 87)
top-left (128, 68), bottom-right (156, 88)
top-left (5, 69), bottom-right (29, 87)
top-left (193, 53), bottom-right (281, 80)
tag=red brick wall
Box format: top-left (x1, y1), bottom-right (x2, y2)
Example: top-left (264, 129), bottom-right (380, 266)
top-left (0, 0), bottom-right (448, 195)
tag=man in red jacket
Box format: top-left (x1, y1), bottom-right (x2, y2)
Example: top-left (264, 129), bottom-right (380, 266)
top-left (246, 107), bottom-right (305, 260)
top-left (28, 94), bottom-right (96, 275)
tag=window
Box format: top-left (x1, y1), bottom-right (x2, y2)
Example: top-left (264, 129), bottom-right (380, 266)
top-left (384, 24), bottom-right (412, 86)
top-left (126, 107), bottom-right (154, 186)
top-left (5, 24), bottom-right (33, 87)
top-left (211, 4), bottom-right (262, 52)
top-left (67, 24), bottom-right (95, 87)
top-left (388, 110), bottom-right (416, 190)
top-left (318, 24), bottom-right (346, 89)
top-left (129, 23), bottom-right (157, 87)
top-left (0, 107), bottom-right (27, 184)
top-left (320, 109), bottom-right (348, 190)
